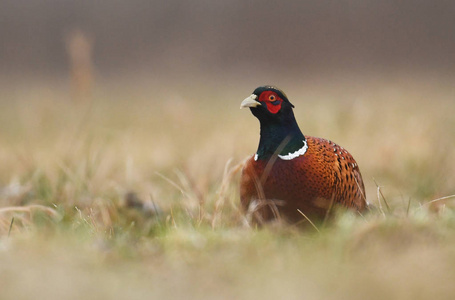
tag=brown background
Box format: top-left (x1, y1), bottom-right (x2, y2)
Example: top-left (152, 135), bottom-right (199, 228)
top-left (2, 1), bottom-right (454, 84)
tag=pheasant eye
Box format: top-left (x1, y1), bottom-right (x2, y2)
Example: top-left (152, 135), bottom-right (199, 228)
top-left (269, 95), bottom-right (276, 101)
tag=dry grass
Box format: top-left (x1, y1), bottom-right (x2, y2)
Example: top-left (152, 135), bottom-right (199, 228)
top-left (0, 75), bottom-right (455, 299)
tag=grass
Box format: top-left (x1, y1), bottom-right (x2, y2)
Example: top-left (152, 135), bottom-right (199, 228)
top-left (0, 75), bottom-right (455, 299)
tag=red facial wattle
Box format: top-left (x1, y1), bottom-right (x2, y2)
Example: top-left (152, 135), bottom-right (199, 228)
top-left (259, 91), bottom-right (283, 114)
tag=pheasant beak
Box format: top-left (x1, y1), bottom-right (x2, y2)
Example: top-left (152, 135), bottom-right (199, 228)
top-left (240, 94), bottom-right (261, 109)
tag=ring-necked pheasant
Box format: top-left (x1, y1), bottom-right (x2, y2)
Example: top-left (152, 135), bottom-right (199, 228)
top-left (240, 86), bottom-right (367, 225)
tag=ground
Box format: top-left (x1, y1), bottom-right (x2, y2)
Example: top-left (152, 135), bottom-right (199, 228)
top-left (0, 74), bottom-right (454, 299)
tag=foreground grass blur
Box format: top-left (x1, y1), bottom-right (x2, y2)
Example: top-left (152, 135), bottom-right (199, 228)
top-left (0, 75), bottom-right (454, 299)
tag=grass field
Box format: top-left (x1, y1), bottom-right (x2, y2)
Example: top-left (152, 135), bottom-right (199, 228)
top-left (1, 74), bottom-right (455, 299)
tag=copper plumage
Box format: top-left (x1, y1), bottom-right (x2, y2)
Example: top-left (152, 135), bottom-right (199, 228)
top-left (240, 86), bottom-right (367, 224)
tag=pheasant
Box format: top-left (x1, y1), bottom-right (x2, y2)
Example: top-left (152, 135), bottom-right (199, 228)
top-left (240, 86), bottom-right (367, 225)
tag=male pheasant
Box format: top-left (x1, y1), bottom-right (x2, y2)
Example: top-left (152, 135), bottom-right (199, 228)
top-left (240, 86), bottom-right (367, 224)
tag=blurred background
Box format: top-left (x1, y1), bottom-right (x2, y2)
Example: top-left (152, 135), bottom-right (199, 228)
top-left (2, 0), bottom-right (455, 85)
